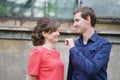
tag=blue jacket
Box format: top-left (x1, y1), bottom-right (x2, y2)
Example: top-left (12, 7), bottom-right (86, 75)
top-left (67, 32), bottom-right (112, 80)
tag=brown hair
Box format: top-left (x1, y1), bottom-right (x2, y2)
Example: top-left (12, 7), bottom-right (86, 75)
top-left (31, 17), bottom-right (60, 46)
top-left (74, 6), bottom-right (96, 27)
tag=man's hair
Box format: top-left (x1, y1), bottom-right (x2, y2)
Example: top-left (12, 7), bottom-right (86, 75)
top-left (74, 6), bottom-right (96, 27)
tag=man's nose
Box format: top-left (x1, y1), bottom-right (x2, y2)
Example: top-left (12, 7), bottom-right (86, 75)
top-left (73, 22), bottom-right (76, 27)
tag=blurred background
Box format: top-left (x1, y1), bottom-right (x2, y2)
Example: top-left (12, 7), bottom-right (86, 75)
top-left (0, 0), bottom-right (120, 80)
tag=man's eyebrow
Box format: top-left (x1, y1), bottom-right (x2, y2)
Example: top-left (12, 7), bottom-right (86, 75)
top-left (74, 19), bottom-right (79, 21)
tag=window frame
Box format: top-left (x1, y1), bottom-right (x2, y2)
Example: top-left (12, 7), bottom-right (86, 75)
top-left (0, 0), bottom-right (120, 24)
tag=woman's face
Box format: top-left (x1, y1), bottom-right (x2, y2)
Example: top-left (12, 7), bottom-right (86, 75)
top-left (43, 30), bottom-right (60, 44)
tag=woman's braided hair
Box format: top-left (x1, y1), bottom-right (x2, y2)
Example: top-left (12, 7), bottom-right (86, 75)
top-left (31, 17), bottom-right (60, 46)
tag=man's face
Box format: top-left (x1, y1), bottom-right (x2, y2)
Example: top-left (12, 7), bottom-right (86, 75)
top-left (73, 12), bottom-right (88, 34)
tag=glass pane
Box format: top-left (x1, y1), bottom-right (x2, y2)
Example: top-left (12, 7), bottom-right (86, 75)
top-left (56, 0), bottom-right (76, 19)
top-left (33, 0), bottom-right (76, 19)
top-left (2, 0), bottom-right (120, 19)
top-left (0, 0), bottom-right (76, 19)
top-left (0, 0), bottom-right (32, 17)
top-left (81, 0), bottom-right (120, 18)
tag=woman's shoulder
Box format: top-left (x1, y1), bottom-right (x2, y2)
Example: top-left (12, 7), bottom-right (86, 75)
top-left (29, 46), bottom-right (46, 57)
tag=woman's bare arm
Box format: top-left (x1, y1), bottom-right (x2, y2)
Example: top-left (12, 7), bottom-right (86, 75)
top-left (26, 74), bottom-right (36, 80)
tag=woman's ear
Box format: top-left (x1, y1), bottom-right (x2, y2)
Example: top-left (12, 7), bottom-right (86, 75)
top-left (42, 31), bottom-right (47, 38)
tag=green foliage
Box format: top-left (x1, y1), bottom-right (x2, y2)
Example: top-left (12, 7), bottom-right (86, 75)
top-left (43, 0), bottom-right (57, 18)
top-left (0, 1), bottom-right (8, 16)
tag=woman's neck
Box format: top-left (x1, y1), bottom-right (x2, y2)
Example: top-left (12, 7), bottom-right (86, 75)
top-left (42, 41), bottom-right (54, 50)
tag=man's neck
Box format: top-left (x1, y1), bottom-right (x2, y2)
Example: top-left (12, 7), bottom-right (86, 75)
top-left (82, 27), bottom-right (95, 45)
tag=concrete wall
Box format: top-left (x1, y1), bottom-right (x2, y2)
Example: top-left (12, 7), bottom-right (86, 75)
top-left (0, 17), bottom-right (120, 80)
top-left (0, 30), bottom-right (120, 80)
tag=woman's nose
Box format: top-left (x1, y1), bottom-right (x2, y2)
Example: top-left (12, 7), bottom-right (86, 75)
top-left (57, 31), bottom-right (60, 35)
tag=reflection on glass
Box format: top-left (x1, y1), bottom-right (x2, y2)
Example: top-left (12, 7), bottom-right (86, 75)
top-left (0, 0), bottom-right (119, 19)
top-left (82, 0), bottom-right (120, 17)
top-left (0, 0), bottom-right (76, 19)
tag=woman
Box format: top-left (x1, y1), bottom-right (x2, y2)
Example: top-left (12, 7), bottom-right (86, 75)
top-left (26, 17), bottom-right (64, 80)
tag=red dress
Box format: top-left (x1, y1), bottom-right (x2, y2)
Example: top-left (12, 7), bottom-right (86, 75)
top-left (27, 46), bottom-right (64, 80)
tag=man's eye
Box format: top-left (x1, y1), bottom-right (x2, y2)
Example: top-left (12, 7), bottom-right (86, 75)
top-left (75, 19), bottom-right (79, 22)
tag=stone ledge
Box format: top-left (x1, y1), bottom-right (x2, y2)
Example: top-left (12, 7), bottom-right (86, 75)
top-left (0, 27), bottom-right (120, 35)
top-left (0, 29), bottom-right (120, 44)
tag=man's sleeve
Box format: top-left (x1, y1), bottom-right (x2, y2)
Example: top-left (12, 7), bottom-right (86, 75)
top-left (67, 54), bottom-right (73, 80)
top-left (27, 48), bottom-right (41, 76)
top-left (69, 41), bottom-right (112, 75)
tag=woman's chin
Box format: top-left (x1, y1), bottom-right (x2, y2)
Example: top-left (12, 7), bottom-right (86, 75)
top-left (55, 39), bottom-right (58, 42)
top-left (52, 39), bottom-right (58, 44)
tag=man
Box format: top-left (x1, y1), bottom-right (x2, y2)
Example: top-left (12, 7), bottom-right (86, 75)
top-left (65, 7), bottom-right (112, 80)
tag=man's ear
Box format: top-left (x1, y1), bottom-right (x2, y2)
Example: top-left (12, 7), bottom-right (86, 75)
top-left (42, 31), bottom-right (47, 37)
top-left (86, 16), bottom-right (91, 24)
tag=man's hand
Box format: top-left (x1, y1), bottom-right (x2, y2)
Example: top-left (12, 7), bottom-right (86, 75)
top-left (65, 38), bottom-right (75, 48)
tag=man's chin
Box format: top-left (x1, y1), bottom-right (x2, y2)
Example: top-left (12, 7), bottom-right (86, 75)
top-left (76, 30), bottom-right (82, 34)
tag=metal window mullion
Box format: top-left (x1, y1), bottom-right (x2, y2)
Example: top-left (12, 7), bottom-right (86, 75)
top-left (77, 0), bottom-right (83, 8)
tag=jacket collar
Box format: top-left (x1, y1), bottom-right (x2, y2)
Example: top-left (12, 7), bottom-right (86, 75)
top-left (75, 32), bottom-right (98, 46)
